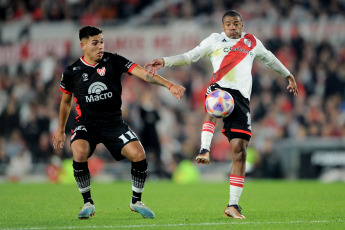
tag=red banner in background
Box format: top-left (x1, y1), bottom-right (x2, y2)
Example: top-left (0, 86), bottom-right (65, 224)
top-left (1, 18), bottom-right (344, 67)
top-left (103, 28), bottom-right (200, 64)
top-left (0, 40), bottom-right (70, 66)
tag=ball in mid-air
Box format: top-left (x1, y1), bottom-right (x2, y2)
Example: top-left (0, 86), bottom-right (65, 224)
top-left (205, 89), bottom-right (234, 118)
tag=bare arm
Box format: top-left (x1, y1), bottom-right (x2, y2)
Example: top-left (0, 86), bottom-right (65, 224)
top-left (53, 93), bottom-right (73, 149)
top-left (130, 65), bottom-right (186, 100)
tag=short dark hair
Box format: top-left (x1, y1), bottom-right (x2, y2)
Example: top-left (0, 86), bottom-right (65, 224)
top-left (222, 10), bottom-right (243, 22)
top-left (79, 26), bottom-right (103, 41)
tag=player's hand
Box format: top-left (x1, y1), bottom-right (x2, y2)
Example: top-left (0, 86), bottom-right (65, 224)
top-left (169, 84), bottom-right (186, 100)
top-left (286, 74), bottom-right (298, 96)
top-left (53, 131), bottom-right (66, 149)
top-left (144, 58), bottom-right (164, 76)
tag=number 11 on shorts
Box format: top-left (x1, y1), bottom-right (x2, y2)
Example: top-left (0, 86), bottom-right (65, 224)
top-left (118, 130), bottom-right (137, 144)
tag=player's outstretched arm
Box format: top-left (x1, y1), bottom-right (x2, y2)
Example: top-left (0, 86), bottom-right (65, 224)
top-left (144, 58), bottom-right (164, 76)
top-left (286, 74), bottom-right (298, 96)
top-left (131, 65), bottom-right (186, 100)
top-left (53, 93), bottom-right (73, 149)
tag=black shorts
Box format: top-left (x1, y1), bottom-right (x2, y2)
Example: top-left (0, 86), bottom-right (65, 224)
top-left (206, 84), bottom-right (251, 141)
top-left (70, 119), bottom-right (139, 161)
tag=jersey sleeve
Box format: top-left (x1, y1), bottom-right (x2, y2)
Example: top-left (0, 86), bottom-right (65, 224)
top-left (163, 33), bottom-right (216, 67)
top-left (254, 37), bottom-right (290, 77)
top-left (59, 70), bottom-right (73, 94)
top-left (111, 53), bottom-right (138, 75)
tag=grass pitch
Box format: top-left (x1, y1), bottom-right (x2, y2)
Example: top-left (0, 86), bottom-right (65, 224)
top-left (1, 180), bottom-right (344, 229)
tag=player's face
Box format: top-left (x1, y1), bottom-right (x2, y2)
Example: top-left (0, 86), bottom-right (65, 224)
top-left (81, 34), bottom-right (104, 64)
top-left (222, 16), bottom-right (243, 39)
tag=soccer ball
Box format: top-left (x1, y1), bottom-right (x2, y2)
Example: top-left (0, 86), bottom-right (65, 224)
top-left (205, 89), bottom-right (234, 118)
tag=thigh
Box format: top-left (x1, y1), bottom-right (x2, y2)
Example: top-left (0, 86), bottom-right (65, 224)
top-left (121, 140), bottom-right (146, 162)
top-left (222, 90), bottom-right (252, 141)
top-left (101, 121), bottom-right (140, 161)
top-left (70, 124), bottom-right (97, 160)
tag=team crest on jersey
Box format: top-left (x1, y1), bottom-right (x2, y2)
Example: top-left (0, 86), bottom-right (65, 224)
top-left (97, 67), bottom-right (106, 76)
top-left (244, 39), bottom-right (251, 47)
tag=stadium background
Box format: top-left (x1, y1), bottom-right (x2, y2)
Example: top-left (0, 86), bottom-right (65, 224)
top-left (0, 0), bottom-right (344, 183)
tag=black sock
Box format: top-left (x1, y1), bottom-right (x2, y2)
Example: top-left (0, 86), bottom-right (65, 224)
top-left (131, 159), bottom-right (148, 204)
top-left (132, 191), bottom-right (142, 204)
top-left (73, 161), bottom-right (93, 204)
top-left (82, 191), bottom-right (93, 205)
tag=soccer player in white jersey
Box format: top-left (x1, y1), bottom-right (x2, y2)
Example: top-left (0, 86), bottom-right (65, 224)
top-left (145, 10), bottom-right (298, 219)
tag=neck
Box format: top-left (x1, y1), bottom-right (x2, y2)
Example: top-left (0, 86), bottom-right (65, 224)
top-left (228, 35), bottom-right (241, 39)
top-left (83, 55), bottom-right (97, 66)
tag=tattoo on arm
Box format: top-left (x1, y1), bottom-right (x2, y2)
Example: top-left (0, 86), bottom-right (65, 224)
top-left (145, 74), bottom-right (166, 87)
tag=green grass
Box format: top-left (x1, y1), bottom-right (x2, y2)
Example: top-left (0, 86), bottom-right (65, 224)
top-left (1, 180), bottom-right (345, 229)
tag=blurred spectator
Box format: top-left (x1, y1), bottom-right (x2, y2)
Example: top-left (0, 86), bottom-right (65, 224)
top-left (0, 137), bottom-right (9, 167)
top-left (35, 132), bottom-right (54, 163)
top-left (138, 91), bottom-right (165, 177)
top-left (4, 129), bottom-right (32, 181)
top-left (0, 96), bottom-right (20, 139)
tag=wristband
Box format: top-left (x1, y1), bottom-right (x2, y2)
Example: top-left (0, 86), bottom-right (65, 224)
top-left (169, 84), bottom-right (174, 90)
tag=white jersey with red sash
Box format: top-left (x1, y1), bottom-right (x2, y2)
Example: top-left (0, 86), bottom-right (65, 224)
top-left (163, 32), bottom-right (290, 100)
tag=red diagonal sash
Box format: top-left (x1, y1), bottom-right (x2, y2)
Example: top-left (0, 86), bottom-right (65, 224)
top-left (210, 34), bottom-right (256, 84)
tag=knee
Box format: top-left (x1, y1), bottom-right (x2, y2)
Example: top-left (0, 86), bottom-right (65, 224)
top-left (232, 148), bottom-right (247, 163)
top-left (73, 150), bottom-right (89, 162)
top-left (131, 149), bottom-right (146, 162)
top-left (122, 141), bottom-right (147, 162)
top-left (72, 143), bottom-right (90, 162)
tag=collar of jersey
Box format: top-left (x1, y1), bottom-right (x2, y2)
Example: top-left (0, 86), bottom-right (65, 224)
top-left (221, 32), bottom-right (246, 41)
top-left (80, 56), bottom-right (100, 68)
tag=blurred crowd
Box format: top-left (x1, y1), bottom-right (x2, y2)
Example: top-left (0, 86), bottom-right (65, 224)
top-left (0, 0), bottom-right (154, 25)
top-left (1, 0), bottom-right (344, 26)
top-left (0, 0), bottom-right (345, 180)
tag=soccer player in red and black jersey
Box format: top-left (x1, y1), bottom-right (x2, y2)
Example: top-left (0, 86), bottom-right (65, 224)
top-left (53, 26), bottom-right (185, 219)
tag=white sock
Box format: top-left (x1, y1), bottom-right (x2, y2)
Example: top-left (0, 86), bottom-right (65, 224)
top-left (200, 121), bottom-right (215, 150)
top-left (229, 175), bottom-right (245, 206)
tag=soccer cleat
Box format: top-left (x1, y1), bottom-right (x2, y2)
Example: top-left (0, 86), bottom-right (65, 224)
top-left (130, 201), bottom-right (155, 219)
top-left (78, 202), bottom-right (95, 219)
top-left (196, 148), bottom-right (210, 164)
top-left (224, 204), bottom-right (245, 219)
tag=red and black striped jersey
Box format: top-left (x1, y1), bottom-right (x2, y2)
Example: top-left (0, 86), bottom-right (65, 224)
top-left (59, 52), bottom-right (137, 123)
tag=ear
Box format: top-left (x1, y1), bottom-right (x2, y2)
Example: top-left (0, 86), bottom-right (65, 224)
top-left (80, 41), bottom-right (85, 52)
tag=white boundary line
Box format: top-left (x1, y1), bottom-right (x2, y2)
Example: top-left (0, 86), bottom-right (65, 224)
top-left (1, 219), bottom-right (344, 230)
